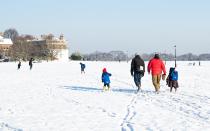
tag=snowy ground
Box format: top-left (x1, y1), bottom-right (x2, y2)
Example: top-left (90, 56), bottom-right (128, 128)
top-left (0, 61), bottom-right (210, 131)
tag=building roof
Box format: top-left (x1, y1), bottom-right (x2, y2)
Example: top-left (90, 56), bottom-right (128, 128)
top-left (0, 36), bottom-right (13, 45)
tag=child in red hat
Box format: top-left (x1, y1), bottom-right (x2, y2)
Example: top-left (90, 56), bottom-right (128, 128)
top-left (101, 68), bottom-right (112, 91)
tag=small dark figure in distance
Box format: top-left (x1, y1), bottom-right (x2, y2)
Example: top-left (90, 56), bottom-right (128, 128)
top-left (17, 61), bottom-right (21, 70)
top-left (166, 67), bottom-right (179, 92)
top-left (80, 62), bottom-right (86, 74)
top-left (29, 58), bottom-right (34, 70)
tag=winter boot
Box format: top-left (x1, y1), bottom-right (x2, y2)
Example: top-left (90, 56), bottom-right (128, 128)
top-left (107, 86), bottom-right (110, 91)
top-left (137, 84), bottom-right (141, 92)
top-left (103, 86), bottom-right (106, 91)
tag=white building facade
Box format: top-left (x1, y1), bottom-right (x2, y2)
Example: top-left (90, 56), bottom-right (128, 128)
top-left (32, 34), bottom-right (69, 62)
top-left (0, 36), bottom-right (13, 58)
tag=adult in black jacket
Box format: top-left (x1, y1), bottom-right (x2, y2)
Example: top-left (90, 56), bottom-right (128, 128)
top-left (130, 54), bottom-right (145, 91)
top-left (17, 61), bottom-right (21, 70)
top-left (29, 58), bottom-right (33, 70)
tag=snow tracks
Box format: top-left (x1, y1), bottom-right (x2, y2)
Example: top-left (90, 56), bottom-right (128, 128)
top-left (0, 122), bottom-right (22, 131)
top-left (119, 89), bottom-right (210, 131)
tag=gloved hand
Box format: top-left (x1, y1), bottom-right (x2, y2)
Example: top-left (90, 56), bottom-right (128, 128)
top-left (162, 74), bottom-right (166, 80)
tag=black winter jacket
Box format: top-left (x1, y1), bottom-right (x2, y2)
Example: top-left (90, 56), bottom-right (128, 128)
top-left (130, 55), bottom-right (145, 75)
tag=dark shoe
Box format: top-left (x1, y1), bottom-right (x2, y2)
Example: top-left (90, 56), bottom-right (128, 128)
top-left (156, 90), bottom-right (160, 94)
top-left (137, 84), bottom-right (141, 92)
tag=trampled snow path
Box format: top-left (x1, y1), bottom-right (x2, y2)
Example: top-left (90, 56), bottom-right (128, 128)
top-left (0, 122), bottom-right (22, 131)
top-left (121, 92), bottom-right (141, 131)
top-left (119, 89), bottom-right (210, 131)
top-left (0, 61), bottom-right (210, 131)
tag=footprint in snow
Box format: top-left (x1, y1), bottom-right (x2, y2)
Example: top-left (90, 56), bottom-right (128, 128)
top-left (109, 112), bottom-right (116, 117)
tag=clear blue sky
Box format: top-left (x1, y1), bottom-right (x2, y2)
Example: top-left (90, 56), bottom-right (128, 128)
top-left (1, 0), bottom-right (210, 55)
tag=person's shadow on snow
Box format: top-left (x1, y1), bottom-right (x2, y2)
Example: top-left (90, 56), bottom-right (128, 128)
top-left (61, 86), bottom-right (139, 94)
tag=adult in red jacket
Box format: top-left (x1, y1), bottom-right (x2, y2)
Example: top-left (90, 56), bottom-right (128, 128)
top-left (147, 54), bottom-right (166, 93)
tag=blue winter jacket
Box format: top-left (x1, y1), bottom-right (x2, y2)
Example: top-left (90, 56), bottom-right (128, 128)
top-left (102, 72), bottom-right (112, 84)
top-left (80, 63), bottom-right (86, 70)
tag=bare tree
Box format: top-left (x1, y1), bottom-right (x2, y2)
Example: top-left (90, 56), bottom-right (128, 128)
top-left (3, 28), bottom-right (19, 42)
top-left (0, 49), bottom-right (4, 59)
top-left (47, 44), bottom-right (58, 60)
top-left (16, 35), bottom-right (34, 41)
top-left (30, 43), bottom-right (49, 60)
top-left (9, 41), bottom-right (32, 61)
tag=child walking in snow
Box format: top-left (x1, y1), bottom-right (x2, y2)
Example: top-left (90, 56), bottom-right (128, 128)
top-left (101, 68), bottom-right (112, 91)
top-left (80, 62), bottom-right (86, 74)
top-left (166, 67), bottom-right (179, 92)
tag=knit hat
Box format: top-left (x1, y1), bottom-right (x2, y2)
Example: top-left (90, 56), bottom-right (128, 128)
top-left (103, 68), bottom-right (107, 73)
top-left (154, 53), bottom-right (160, 59)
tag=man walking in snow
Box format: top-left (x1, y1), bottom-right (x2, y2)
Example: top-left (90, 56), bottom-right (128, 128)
top-left (29, 58), bottom-right (33, 70)
top-left (17, 60), bottom-right (21, 70)
top-left (147, 53), bottom-right (166, 93)
top-left (130, 53), bottom-right (145, 92)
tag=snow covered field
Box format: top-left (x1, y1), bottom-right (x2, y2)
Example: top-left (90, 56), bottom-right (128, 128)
top-left (0, 61), bottom-right (210, 131)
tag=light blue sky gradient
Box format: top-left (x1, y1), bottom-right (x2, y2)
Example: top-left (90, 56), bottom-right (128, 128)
top-left (1, 0), bottom-right (210, 55)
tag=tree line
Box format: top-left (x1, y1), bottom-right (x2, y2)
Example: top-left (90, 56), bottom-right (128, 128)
top-left (71, 51), bottom-right (210, 61)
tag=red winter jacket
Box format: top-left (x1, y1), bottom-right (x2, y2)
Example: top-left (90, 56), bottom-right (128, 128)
top-left (147, 58), bottom-right (166, 75)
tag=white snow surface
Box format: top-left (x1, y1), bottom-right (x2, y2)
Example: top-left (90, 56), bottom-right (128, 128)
top-left (0, 61), bottom-right (210, 131)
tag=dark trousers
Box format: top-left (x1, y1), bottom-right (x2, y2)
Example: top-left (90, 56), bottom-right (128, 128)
top-left (18, 65), bottom-right (21, 69)
top-left (134, 72), bottom-right (143, 87)
top-left (30, 65), bottom-right (33, 70)
top-left (104, 83), bottom-right (110, 87)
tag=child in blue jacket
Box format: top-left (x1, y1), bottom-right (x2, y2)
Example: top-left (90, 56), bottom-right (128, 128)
top-left (166, 67), bottom-right (179, 92)
top-left (102, 68), bottom-right (112, 91)
top-left (80, 62), bottom-right (86, 74)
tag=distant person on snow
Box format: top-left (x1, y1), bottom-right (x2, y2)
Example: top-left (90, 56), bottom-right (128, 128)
top-left (101, 68), bottom-right (112, 91)
top-left (29, 58), bottom-right (34, 70)
top-left (80, 62), bottom-right (86, 74)
top-left (130, 53), bottom-right (145, 92)
top-left (17, 61), bottom-right (21, 70)
top-left (166, 67), bottom-right (179, 92)
top-left (147, 53), bottom-right (166, 93)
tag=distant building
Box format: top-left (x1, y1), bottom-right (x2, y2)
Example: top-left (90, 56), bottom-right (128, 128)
top-left (31, 34), bottom-right (69, 61)
top-left (0, 36), bottom-right (13, 58)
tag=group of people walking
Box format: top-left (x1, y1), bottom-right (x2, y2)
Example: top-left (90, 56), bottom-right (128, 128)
top-left (130, 53), bottom-right (166, 93)
top-left (17, 58), bottom-right (34, 70)
top-left (18, 55), bottom-right (178, 93)
top-left (92, 53), bottom-right (178, 93)
top-left (80, 53), bottom-right (178, 93)
top-left (130, 53), bottom-right (178, 93)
